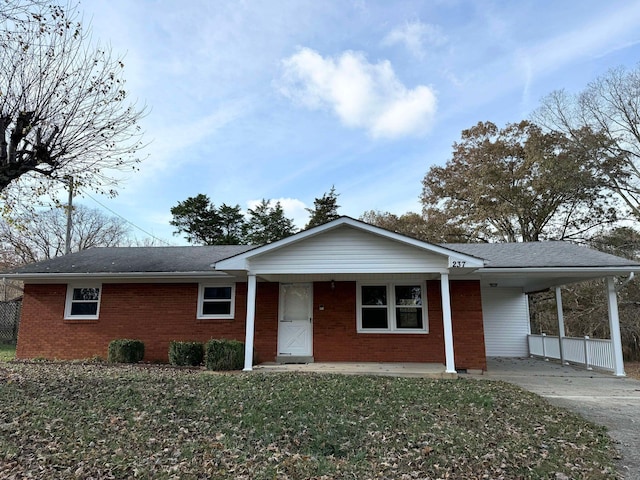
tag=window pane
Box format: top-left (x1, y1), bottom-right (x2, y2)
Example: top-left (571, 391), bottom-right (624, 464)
top-left (203, 301), bottom-right (231, 315)
top-left (396, 308), bottom-right (423, 329)
top-left (204, 287), bottom-right (232, 300)
top-left (70, 302), bottom-right (98, 316)
top-left (395, 286), bottom-right (422, 306)
top-left (282, 285), bottom-right (310, 321)
top-left (362, 286), bottom-right (387, 306)
top-left (362, 308), bottom-right (388, 329)
top-left (73, 288), bottom-right (100, 301)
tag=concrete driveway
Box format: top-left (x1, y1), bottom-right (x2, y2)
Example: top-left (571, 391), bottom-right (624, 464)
top-left (482, 357), bottom-right (640, 479)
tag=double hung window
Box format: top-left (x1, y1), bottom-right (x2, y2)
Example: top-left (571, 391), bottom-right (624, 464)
top-left (198, 284), bottom-right (235, 319)
top-left (65, 285), bottom-right (101, 320)
top-left (358, 282), bottom-right (427, 333)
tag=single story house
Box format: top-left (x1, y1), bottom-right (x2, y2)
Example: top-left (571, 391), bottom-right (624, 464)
top-left (6, 217), bottom-right (640, 375)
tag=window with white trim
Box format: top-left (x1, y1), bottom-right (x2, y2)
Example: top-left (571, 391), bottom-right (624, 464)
top-left (65, 285), bottom-right (101, 319)
top-left (198, 284), bottom-right (235, 319)
top-left (357, 282), bottom-right (428, 333)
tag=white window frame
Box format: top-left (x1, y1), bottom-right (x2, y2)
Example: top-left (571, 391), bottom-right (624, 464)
top-left (64, 284), bottom-right (102, 320)
top-left (197, 283), bottom-right (235, 320)
top-left (356, 281), bottom-right (428, 334)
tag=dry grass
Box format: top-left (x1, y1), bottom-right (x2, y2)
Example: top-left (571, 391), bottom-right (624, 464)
top-left (625, 361), bottom-right (640, 380)
top-left (0, 362), bottom-right (617, 479)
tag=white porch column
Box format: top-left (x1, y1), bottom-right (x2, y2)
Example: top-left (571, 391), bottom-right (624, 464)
top-left (606, 277), bottom-right (626, 377)
top-left (440, 272), bottom-right (456, 373)
top-left (555, 287), bottom-right (566, 364)
top-left (243, 274), bottom-right (257, 372)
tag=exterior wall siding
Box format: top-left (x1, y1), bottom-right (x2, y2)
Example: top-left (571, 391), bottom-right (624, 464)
top-left (17, 279), bottom-right (487, 370)
top-left (481, 287), bottom-right (530, 357)
top-left (249, 226), bottom-right (448, 274)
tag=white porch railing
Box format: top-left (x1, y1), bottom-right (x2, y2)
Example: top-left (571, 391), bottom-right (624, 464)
top-left (528, 334), bottom-right (615, 372)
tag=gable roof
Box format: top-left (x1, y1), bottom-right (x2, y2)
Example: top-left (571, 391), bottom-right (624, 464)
top-left (4, 217), bottom-right (640, 284)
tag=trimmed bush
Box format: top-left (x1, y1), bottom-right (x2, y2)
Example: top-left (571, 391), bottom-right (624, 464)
top-left (205, 339), bottom-right (244, 371)
top-left (168, 341), bottom-right (204, 366)
top-left (108, 339), bottom-right (145, 364)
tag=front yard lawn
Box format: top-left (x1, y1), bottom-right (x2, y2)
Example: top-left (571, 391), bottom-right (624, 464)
top-left (0, 363), bottom-right (616, 479)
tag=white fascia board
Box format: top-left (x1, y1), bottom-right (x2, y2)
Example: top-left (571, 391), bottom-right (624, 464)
top-left (214, 216), bottom-right (485, 271)
top-left (479, 266), bottom-right (640, 275)
top-left (4, 271), bottom-right (233, 282)
top-left (249, 266), bottom-right (451, 276)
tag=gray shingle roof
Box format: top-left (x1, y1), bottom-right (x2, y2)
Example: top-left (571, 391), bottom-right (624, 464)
top-left (443, 241), bottom-right (640, 268)
top-left (9, 246), bottom-right (255, 274)
top-left (5, 239), bottom-right (639, 276)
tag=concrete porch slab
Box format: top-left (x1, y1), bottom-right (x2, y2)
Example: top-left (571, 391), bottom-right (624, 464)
top-left (253, 362), bottom-right (456, 379)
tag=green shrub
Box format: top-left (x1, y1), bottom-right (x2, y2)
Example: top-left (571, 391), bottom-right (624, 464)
top-left (168, 341), bottom-right (204, 366)
top-left (108, 339), bottom-right (145, 364)
top-left (205, 339), bottom-right (245, 371)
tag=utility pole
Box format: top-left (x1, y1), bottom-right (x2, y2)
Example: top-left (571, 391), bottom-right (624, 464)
top-left (65, 176), bottom-right (73, 255)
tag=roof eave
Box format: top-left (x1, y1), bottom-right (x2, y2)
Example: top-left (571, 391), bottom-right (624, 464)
top-left (2, 271), bottom-right (233, 281)
top-left (479, 266), bottom-right (640, 274)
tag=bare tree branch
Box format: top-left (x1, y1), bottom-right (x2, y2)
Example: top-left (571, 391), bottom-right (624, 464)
top-left (0, 1), bottom-right (146, 201)
top-left (0, 204), bottom-right (130, 264)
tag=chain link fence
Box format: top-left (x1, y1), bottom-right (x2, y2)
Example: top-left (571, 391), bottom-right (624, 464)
top-left (0, 300), bottom-right (21, 343)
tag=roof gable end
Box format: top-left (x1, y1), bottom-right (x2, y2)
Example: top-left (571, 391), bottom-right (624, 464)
top-left (214, 217), bottom-right (484, 273)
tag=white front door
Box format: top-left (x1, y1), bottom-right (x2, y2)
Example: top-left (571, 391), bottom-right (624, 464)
top-left (278, 283), bottom-right (313, 357)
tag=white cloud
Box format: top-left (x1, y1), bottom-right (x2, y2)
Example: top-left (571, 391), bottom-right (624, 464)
top-left (382, 20), bottom-right (447, 59)
top-left (278, 48), bottom-right (437, 139)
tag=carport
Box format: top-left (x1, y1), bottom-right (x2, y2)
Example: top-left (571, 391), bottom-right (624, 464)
top-left (447, 242), bottom-right (640, 377)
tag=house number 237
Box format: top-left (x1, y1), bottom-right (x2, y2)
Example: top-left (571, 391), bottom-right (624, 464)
top-left (450, 261), bottom-right (466, 268)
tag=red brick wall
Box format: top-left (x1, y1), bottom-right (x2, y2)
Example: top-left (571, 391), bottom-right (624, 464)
top-left (16, 282), bottom-right (279, 363)
top-left (312, 280), bottom-right (486, 370)
top-left (17, 279), bottom-right (486, 370)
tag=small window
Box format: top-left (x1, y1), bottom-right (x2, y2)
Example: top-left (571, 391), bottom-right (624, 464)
top-left (65, 285), bottom-right (101, 320)
top-left (357, 282), bottom-right (428, 333)
top-left (198, 284), bottom-right (235, 319)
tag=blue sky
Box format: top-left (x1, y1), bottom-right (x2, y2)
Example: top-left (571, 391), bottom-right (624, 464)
top-left (74, 0), bottom-right (640, 245)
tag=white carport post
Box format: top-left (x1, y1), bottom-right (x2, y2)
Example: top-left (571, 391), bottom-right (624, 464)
top-left (555, 287), bottom-right (566, 365)
top-left (606, 277), bottom-right (626, 377)
top-left (440, 272), bottom-right (456, 374)
top-left (243, 274), bottom-right (257, 372)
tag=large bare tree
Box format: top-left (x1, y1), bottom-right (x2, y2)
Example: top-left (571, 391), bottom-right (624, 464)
top-left (533, 64), bottom-right (640, 219)
top-left (0, 1), bottom-right (145, 199)
top-left (0, 204), bottom-right (130, 264)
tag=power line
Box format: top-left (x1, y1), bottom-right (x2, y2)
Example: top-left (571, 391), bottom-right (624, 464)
top-left (83, 192), bottom-right (173, 246)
